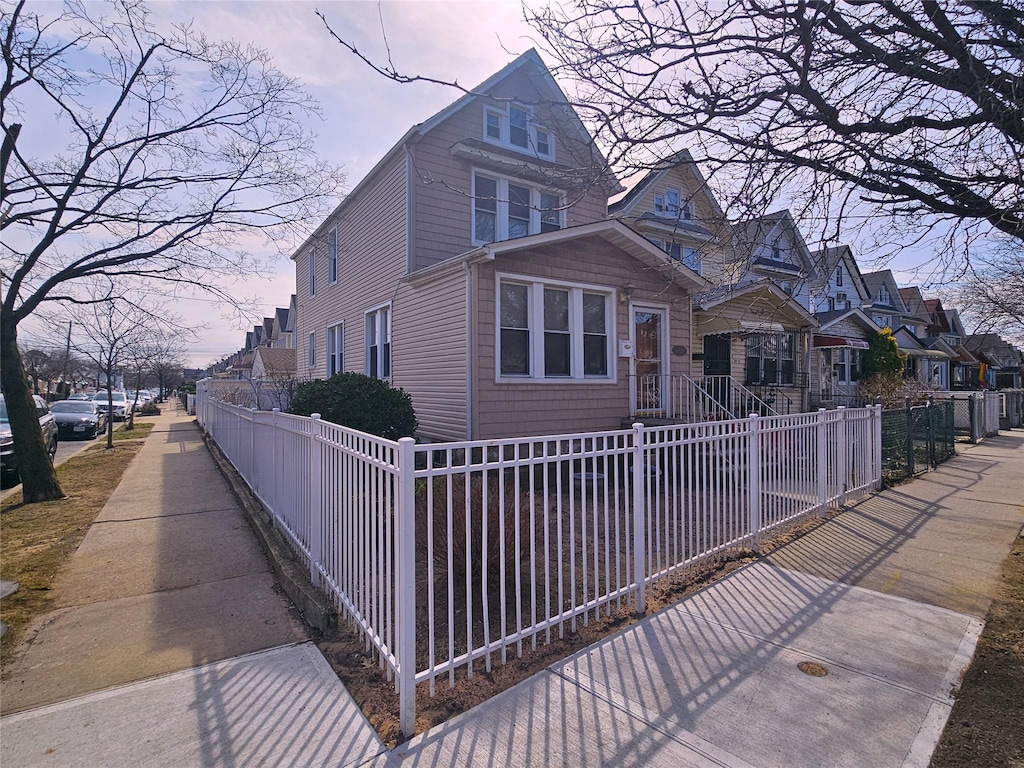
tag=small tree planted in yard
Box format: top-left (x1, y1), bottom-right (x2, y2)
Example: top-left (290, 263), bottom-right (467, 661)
top-left (289, 373), bottom-right (417, 440)
top-left (859, 328), bottom-right (912, 406)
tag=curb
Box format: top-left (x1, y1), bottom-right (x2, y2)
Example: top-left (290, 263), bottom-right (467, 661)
top-left (200, 427), bottom-right (337, 634)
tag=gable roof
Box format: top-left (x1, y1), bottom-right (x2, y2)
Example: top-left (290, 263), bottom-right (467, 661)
top-left (898, 286), bottom-right (930, 323)
top-left (607, 148), bottom-right (728, 222)
top-left (254, 347), bottom-right (296, 374)
top-left (292, 50), bottom-right (617, 260)
top-left (404, 219), bottom-right (709, 293)
top-left (814, 306), bottom-right (881, 334)
top-left (808, 244), bottom-right (870, 300)
top-left (730, 210), bottom-right (814, 272)
top-left (861, 270), bottom-right (907, 312)
top-left (696, 278), bottom-right (818, 326)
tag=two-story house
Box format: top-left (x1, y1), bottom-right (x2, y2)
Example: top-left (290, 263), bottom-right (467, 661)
top-left (807, 245), bottom-right (880, 407)
top-left (292, 50), bottom-right (705, 441)
top-left (611, 161), bottom-right (817, 415)
top-left (923, 299), bottom-right (979, 389)
top-left (899, 287), bottom-right (954, 388)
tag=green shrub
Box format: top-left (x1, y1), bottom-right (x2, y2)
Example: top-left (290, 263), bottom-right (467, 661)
top-left (288, 373), bottom-right (417, 439)
top-left (139, 402), bottom-right (161, 416)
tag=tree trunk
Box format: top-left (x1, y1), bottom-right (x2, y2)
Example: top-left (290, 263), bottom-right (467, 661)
top-left (0, 312), bottom-right (64, 502)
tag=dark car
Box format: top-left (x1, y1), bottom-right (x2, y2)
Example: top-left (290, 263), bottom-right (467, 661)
top-left (50, 400), bottom-right (107, 440)
top-left (0, 394), bottom-right (59, 481)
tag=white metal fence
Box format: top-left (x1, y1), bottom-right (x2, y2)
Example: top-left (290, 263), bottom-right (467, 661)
top-left (196, 381), bottom-right (882, 737)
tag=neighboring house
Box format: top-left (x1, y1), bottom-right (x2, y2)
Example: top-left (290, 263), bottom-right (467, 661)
top-left (291, 50), bottom-right (705, 440)
top-left (966, 334), bottom-right (1024, 389)
top-left (899, 287), bottom-right (951, 389)
top-left (923, 299), bottom-right (977, 389)
top-left (272, 297), bottom-right (296, 349)
top-left (250, 347), bottom-right (299, 410)
top-left (611, 159), bottom-right (818, 415)
top-left (861, 270), bottom-right (907, 332)
top-left (807, 245), bottom-right (877, 407)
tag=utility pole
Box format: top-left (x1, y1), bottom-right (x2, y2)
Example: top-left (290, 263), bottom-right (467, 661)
top-left (61, 321), bottom-right (72, 396)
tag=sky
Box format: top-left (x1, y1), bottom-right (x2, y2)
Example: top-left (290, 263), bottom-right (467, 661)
top-left (13, 0), bottom-right (1004, 366)
top-left (152, 0), bottom-right (540, 367)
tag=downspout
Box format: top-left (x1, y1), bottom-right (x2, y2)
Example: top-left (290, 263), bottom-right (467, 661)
top-left (465, 262), bottom-right (474, 440)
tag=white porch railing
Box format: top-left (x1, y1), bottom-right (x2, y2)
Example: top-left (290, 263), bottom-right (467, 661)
top-left (196, 380), bottom-right (882, 738)
top-left (629, 374), bottom-right (777, 421)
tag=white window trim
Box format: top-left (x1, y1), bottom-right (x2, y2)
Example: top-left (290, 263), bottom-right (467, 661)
top-left (308, 250), bottom-right (316, 297)
top-left (365, 302), bottom-right (392, 382)
top-left (327, 227), bottom-right (338, 285)
top-left (307, 331), bottom-right (315, 369)
top-left (472, 170), bottom-right (564, 246)
top-left (480, 102), bottom-right (555, 161)
top-left (495, 272), bottom-right (617, 384)
top-left (326, 321), bottom-right (344, 377)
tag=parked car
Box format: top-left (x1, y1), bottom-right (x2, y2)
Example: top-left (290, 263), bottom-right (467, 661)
top-left (93, 390), bottom-right (128, 421)
top-left (0, 394), bottom-right (59, 481)
top-left (50, 400), bottom-right (107, 439)
top-left (67, 392), bottom-right (93, 401)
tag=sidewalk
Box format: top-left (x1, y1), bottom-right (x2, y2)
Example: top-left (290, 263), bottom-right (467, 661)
top-left (2, 426), bottom-right (1021, 767)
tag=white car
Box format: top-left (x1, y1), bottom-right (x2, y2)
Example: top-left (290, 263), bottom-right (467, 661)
top-left (93, 390), bottom-right (128, 421)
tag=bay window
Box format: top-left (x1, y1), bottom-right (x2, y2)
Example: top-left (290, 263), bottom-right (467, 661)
top-left (473, 172), bottom-right (563, 244)
top-left (498, 277), bottom-right (612, 380)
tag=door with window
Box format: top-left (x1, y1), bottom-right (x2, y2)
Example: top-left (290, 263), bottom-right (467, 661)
top-left (633, 306), bottom-right (667, 413)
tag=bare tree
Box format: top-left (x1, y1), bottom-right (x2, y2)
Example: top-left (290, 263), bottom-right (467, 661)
top-left (524, 0), bottom-right (1023, 249)
top-left (149, 336), bottom-right (188, 401)
top-left (948, 239), bottom-right (1024, 344)
top-left (1, 1), bottom-right (343, 501)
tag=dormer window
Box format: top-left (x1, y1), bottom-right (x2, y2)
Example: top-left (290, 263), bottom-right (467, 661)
top-left (772, 244), bottom-right (782, 261)
top-left (482, 103), bottom-right (554, 160)
top-left (878, 285), bottom-right (890, 304)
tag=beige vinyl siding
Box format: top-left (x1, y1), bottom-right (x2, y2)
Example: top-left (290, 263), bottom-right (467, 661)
top-left (619, 165), bottom-right (734, 286)
top-left (294, 153), bottom-right (408, 381)
top-left (473, 237), bottom-right (694, 438)
top-left (410, 69), bottom-right (609, 272)
top-left (392, 269), bottom-right (468, 441)
top-left (809, 317), bottom-right (872, 395)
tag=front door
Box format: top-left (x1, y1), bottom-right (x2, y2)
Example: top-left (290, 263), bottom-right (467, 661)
top-left (633, 306), bottom-right (667, 413)
top-left (703, 334), bottom-right (731, 376)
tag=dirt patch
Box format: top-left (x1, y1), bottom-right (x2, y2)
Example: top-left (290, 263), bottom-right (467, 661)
top-left (930, 530), bottom-right (1024, 768)
top-left (0, 443), bottom-right (144, 673)
top-left (316, 506), bottom-right (835, 747)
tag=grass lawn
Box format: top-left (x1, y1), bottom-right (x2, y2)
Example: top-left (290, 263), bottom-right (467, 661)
top-left (930, 532), bottom-right (1024, 767)
top-left (0, 441), bottom-right (145, 668)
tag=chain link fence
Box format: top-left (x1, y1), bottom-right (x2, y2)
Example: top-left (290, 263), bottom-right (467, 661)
top-left (880, 400), bottom-right (955, 484)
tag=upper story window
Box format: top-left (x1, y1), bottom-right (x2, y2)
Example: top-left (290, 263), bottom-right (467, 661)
top-left (877, 284), bottom-right (891, 304)
top-left (327, 228), bottom-right (338, 284)
top-left (308, 251), bottom-right (316, 297)
top-left (654, 186), bottom-right (693, 220)
top-left (473, 172), bottom-right (563, 245)
top-left (835, 266), bottom-right (843, 286)
top-left (366, 305), bottom-right (391, 381)
top-left (658, 240), bottom-right (700, 274)
top-left (498, 276), bottom-right (613, 381)
top-left (482, 103), bottom-right (555, 160)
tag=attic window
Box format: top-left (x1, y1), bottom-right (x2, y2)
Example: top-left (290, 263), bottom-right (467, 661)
top-left (482, 103), bottom-right (554, 159)
top-left (835, 266), bottom-right (843, 286)
top-left (654, 187), bottom-right (692, 220)
top-left (878, 285), bottom-right (890, 304)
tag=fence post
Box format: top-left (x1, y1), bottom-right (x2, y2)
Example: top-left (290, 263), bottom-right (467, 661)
top-left (837, 406), bottom-right (849, 506)
top-left (927, 396), bottom-right (936, 468)
top-left (309, 413), bottom-right (323, 587)
top-left (250, 408), bottom-right (257, 483)
top-left (905, 397), bottom-right (914, 477)
top-left (816, 408), bottom-right (827, 516)
top-left (631, 422), bottom-right (646, 615)
top-left (271, 408), bottom-right (280, 523)
top-left (748, 413), bottom-right (762, 552)
top-left (969, 394), bottom-right (979, 444)
top-left (872, 404), bottom-right (883, 490)
top-left (396, 436), bottom-right (417, 739)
